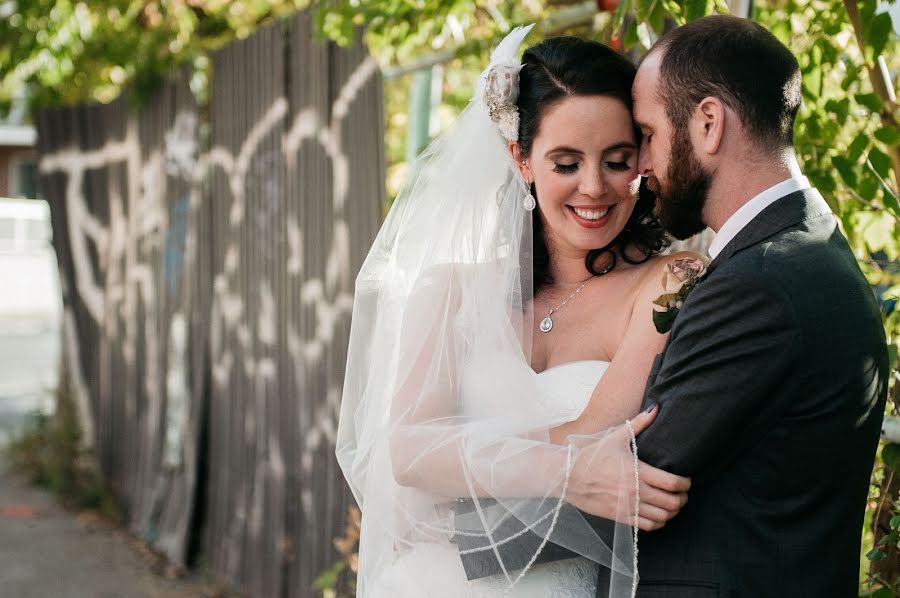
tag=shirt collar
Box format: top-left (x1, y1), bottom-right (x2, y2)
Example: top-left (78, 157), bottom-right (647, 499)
top-left (707, 175), bottom-right (811, 260)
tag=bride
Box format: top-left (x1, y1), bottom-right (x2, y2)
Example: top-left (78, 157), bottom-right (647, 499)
top-left (337, 27), bottom-right (697, 597)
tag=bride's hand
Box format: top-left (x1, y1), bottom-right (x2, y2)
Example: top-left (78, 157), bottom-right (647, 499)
top-left (567, 405), bottom-right (691, 531)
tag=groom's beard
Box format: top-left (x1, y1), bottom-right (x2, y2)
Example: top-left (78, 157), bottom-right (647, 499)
top-left (650, 128), bottom-right (711, 240)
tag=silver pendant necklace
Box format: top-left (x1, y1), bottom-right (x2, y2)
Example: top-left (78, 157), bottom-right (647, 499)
top-left (539, 277), bottom-right (595, 333)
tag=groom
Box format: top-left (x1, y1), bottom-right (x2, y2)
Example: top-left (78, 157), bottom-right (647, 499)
top-left (460, 15), bottom-right (888, 597)
top-left (620, 14), bottom-right (887, 598)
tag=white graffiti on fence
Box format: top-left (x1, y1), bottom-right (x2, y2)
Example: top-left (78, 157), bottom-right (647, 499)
top-left (39, 55), bottom-right (379, 523)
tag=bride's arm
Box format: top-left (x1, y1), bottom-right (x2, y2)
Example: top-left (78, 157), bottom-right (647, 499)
top-left (387, 264), bottom-right (689, 533)
top-left (549, 252), bottom-right (701, 444)
top-left (388, 267), bottom-right (573, 498)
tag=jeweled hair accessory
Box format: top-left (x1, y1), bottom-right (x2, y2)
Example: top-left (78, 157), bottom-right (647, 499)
top-left (484, 64), bottom-right (522, 141)
top-left (477, 24), bottom-right (534, 142)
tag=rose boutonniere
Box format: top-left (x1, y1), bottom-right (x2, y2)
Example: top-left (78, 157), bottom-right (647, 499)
top-left (652, 256), bottom-right (709, 333)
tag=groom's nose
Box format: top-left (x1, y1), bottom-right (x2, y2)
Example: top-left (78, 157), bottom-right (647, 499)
top-left (637, 143), bottom-right (653, 177)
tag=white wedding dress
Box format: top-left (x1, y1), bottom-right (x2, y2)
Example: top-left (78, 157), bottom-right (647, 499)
top-left (369, 360), bottom-right (610, 597)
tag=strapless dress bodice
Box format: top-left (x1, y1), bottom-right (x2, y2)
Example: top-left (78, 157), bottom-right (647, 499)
top-left (459, 356), bottom-right (610, 424)
top-left (533, 360), bottom-right (610, 422)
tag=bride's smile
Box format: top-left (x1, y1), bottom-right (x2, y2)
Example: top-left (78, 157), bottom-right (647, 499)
top-left (519, 94), bottom-right (641, 255)
top-left (567, 203), bottom-right (615, 227)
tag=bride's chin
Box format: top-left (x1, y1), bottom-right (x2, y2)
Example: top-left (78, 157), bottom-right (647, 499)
top-left (573, 232), bottom-right (620, 251)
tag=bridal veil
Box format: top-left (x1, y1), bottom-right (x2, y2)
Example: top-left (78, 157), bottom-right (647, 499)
top-left (336, 26), bottom-right (640, 598)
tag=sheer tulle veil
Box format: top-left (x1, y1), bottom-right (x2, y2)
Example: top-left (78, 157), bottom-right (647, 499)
top-left (336, 26), bottom-right (640, 597)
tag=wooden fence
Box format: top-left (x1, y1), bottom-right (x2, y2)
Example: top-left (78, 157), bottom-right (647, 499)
top-left (34, 12), bottom-right (383, 597)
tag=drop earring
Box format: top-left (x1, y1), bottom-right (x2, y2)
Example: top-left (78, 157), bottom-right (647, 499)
top-left (520, 161), bottom-right (535, 211)
top-left (524, 191), bottom-right (536, 211)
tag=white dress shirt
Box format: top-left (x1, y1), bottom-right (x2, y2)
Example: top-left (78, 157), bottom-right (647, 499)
top-left (707, 175), bottom-right (811, 260)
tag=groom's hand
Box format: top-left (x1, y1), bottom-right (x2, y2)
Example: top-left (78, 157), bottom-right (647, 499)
top-left (568, 405), bottom-right (691, 531)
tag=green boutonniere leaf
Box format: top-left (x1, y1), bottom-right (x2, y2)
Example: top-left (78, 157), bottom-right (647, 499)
top-left (653, 308), bottom-right (679, 334)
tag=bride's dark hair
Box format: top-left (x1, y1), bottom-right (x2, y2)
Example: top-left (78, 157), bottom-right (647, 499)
top-left (517, 37), bottom-right (670, 291)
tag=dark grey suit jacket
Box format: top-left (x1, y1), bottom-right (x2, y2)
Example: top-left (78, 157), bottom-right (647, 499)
top-left (458, 188), bottom-right (888, 598)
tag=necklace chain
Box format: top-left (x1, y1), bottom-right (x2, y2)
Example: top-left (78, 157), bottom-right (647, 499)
top-left (539, 277), bottom-right (595, 333)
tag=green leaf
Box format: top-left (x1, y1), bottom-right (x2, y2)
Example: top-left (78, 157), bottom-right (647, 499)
top-left (832, 155), bottom-right (858, 187)
top-left (858, 170), bottom-right (879, 200)
top-left (840, 210), bottom-right (858, 241)
top-left (889, 514), bottom-right (900, 529)
top-left (874, 126), bottom-right (900, 146)
top-left (823, 16), bottom-right (843, 36)
top-left (802, 69), bottom-right (822, 101)
top-left (623, 20), bottom-right (640, 49)
top-left (825, 98), bottom-right (849, 123)
top-left (803, 116), bottom-right (823, 141)
top-left (769, 19), bottom-right (791, 46)
top-left (869, 147), bottom-right (892, 179)
top-left (888, 343), bottom-right (899, 372)
top-left (855, 92), bottom-right (883, 113)
top-left (660, 0), bottom-right (684, 20)
top-left (873, 587), bottom-right (896, 598)
top-left (713, 0), bottom-right (731, 15)
top-left (882, 443), bottom-right (900, 471)
top-left (882, 187), bottom-right (900, 219)
top-left (848, 133), bottom-right (870, 162)
top-left (859, 0), bottom-right (878, 31)
top-left (684, 0), bottom-right (712, 22)
top-left (816, 173), bottom-right (838, 195)
top-left (868, 12), bottom-right (894, 57)
top-left (648, 0), bottom-right (669, 34)
top-left (817, 38), bottom-right (839, 65)
top-left (867, 547), bottom-right (887, 561)
top-left (653, 309), bottom-right (678, 334)
top-left (841, 60), bottom-right (860, 92)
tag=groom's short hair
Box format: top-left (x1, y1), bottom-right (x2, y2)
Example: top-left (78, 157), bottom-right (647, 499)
top-left (649, 15), bottom-right (801, 150)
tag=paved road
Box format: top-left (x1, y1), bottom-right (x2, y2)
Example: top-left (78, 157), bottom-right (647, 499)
top-left (0, 453), bottom-right (227, 598)
top-left (0, 325), bottom-right (234, 597)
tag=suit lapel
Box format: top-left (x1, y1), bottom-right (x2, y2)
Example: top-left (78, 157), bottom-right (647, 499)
top-left (643, 188), bottom-right (833, 408)
top-left (705, 188), bottom-right (833, 274)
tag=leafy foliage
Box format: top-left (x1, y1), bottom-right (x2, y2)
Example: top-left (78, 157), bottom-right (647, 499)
top-left (0, 0), bottom-right (308, 111)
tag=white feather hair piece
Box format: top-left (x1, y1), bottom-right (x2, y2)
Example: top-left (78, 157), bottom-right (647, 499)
top-left (478, 24), bottom-right (534, 141)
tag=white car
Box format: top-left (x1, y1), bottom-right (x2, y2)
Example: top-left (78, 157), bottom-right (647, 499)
top-left (0, 198), bottom-right (61, 435)
top-left (0, 198), bottom-right (61, 333)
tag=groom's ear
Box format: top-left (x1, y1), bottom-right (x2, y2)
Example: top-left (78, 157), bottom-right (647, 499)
top-left (693, 97), bottom-right (725, 156)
